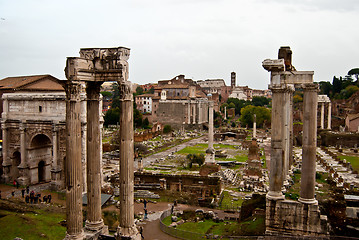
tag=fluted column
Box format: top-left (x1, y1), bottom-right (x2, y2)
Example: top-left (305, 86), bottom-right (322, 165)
top-left (187, 101), bottom-right (191, 124)
top-left (267, 86), bottom-right (285, 200)
top-left (85, 81), bottom-right (105, 232)
top-left (224, 107), bottom-right (227, 120)
top-left (299, 84), bottom-right (318, 204)
top-left (320, 102), bottom-right (325, 129)
top-left (192, 103), bottom-right (196, 124)
top-left (116, 82), bottom-right (139, 239)
top-left (327, 102), bottom-right (332, 129)
top-left (64, 81), bottom-right (84, 240)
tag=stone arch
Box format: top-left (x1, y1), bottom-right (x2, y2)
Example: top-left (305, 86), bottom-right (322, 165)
top-left (30, 134), bottom-right (52, 148)
top-left (28, 133), bottom-right (52, 184)
top-left (38, 160), bottom-right (45, 182)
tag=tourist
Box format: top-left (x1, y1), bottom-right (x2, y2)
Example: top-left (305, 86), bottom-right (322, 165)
top-left (30, 191), bottom-right (34, 203)
top-left (144, 209), bottom-right (148, 220)
top-left (16, 181), bottom-right (19, 189)
top-left (0, 190), bottom-right (2, 199)
top-left (34, 194), bottom-right (38, 204)
top-left (25, 195), bottom-right (29, 203)
top-left (43, 195), bottom-right (47, 203)
top-left (26, 185), bottom-right (29, 194)
top-left (47, 194), bottom-right (52, 203)
top-left (21, 189), bottom-right (25, 198)
top-left (143, 199), bottom-right (147, 209)
top-left (13, 179), bottom-right (16, 188)
top-left (139, 226), bottom-right (144, 239)
top-left (11, 191), bottom-right (15, 197)
top-left (171, 204), bottom-right (174, 214)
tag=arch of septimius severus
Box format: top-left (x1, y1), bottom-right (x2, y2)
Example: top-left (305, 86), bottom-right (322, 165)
top-left (63, 47), bottom-right (140, 240)
top-left (263, 47), bottom-right (329, 236)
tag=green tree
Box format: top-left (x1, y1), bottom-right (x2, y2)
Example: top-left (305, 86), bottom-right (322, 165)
top-left (251, 96), bottom-right (270, 107)
top-left (240, 105), bottom-right (271, 128)
top-left (339, 85), bottom-right (359, 99)
top-left (134, 108), bottom-right (143, 128)
top-left (100, 91), bottom-right (112, 98)
top-left (227, 98), bottom-right (250, 115)
top-left (319, 81), bottom-right (333, 96)
top-left (332, 76), bottom-right (342, 95)
top-left (348, 68), bottom-right (359, 82)
top-left (147, 87), bottom-right (155, 94)
top-left (142, 117), bottom-right (150, 129)
top-left (104, 107), bottom-right (120, 127)
top-left (135, 86), bottom-right (144, 96)
top-left (186, 153), bottom-right (205, 168)
top-left (163, 125), bottom-right (172, 134)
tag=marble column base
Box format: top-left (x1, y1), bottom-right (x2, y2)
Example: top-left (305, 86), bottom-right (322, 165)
top-left (266, 190), bottom-right (284, 200)
top-left (115, 225), bottom-right (140, 240)
top-left (64, 231), bottom-right (85, 240)
top-left (298, 197), bottom-right (318, 205)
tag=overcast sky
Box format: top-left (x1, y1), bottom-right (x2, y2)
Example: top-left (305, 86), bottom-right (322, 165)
top-left (0, 0), bottom-right (358, 89)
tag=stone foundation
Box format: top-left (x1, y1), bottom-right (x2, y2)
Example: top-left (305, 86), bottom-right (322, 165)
top-left (266, 199), bottom-right (329, 236)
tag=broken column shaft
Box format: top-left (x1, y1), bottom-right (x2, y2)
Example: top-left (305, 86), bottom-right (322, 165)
top-left (64, 81), bottom-right (84, 240)
top-left (299, 83), bottom-right (318, 204)
top-left (85, 81), bottom-right (105, 231)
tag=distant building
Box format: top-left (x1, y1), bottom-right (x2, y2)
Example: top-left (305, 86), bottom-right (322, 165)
top-left (135, 93), bottom-right (154, 113)
top-left (346, 113), bottom-right (359, 132)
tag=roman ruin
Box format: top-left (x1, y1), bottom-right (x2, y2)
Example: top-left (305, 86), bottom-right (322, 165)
top-left (318, 94), bottom-right (332, 130)
top-left (262, 46), bottom-right (328, 236)
top-left (63, 47), bottom-right (140, 240)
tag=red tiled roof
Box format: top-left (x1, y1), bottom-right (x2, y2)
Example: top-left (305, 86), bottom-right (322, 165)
top-left (0, 74), bottom-right (64, 91)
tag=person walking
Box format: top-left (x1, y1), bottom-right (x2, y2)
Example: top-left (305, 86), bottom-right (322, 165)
top-left (139, 226), bottom-right (144, 239)
top-left (143, 199), bottom-right (147, 209)
top-left (144, 208), bottom-right (148, 220)
top-left (0, 190), bottom-right (2, 199)
top-left (25, 195), bottom-right (29, 203)
top-left (47, 194), bottom-right (52, 203)
top-left (26, 185), bottom-right (29, 194)
top-left (21, 189), bottom-right (25, 198)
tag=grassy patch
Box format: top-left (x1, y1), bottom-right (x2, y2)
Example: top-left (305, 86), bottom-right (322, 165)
top-left (219, 191), bottom-right (242, 210)
top-left (338, 155), bottom-right (359, 172)
top-left (176, 220), bottom-right (217, 234)
top-left (0, 209), bottom-right (65, 240)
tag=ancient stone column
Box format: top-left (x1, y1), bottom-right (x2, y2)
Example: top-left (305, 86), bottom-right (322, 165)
top-left (253, 114), bottom-right (256, 139)
top-left (267, 86), bottom-right (285, 200)
top-left (187, 101), bottom-right (191, 124)
top-left (208, 101), bottom-right (214, 151)
top-left (17, 122), bottom-right (29, 185)
top-left (52, 125), bottom-right (58, 169)
top-left (205, 101), bottom-right (215, 164)
top-left (85, 81), bottom-right (105, 232)
top-left (192, 103), bottom-right (196, 124)
top-left (64, 81), bottom-right (84, 240)
top-left (116, 81), bottom-right (139, 240)
top-left (299, 83), bottom-right (318, 204)
top-left (282, 89), bottom-right (291, 185)
top-left (224, 107), bottom-right (227, 120)
top-left (327, 102), bottom-right (332, 129)
top-left (19, 122), bottom-right (27, 167)
top-left (320, 102), bottom-right (325, 129)
top-left (1, 121), bottom-right (11, 183)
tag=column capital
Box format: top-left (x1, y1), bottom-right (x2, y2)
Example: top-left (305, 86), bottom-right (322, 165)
top-left (118, 81), bottom-right (133, 101)
top-left (86, 81), bottom-right (103, 101)
top-left (19, 122), bottom-right (26, 131)
top-left (63, 81), bottom-right (82, 101)
top-left (301, 83), bottom-right (319, 92)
